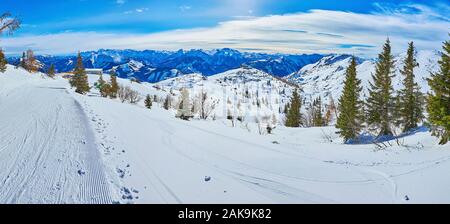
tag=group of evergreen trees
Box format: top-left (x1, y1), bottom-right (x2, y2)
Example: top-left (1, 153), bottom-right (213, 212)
top-left (311, 97), bottom-right (325, 127)
top-left (95, 70), bottom-right (119, 98)
top-left (335, 38), bottom-right (449, 145)
top-left (2, 46), bottom-right (56, 77)
top-left (18, 49), bottom-right (39, 73)
top-left (285, 91), bottom-right (332, 127)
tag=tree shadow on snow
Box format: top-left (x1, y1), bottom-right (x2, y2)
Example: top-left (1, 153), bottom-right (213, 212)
top-left (346, 126), bottom-right (429, 145)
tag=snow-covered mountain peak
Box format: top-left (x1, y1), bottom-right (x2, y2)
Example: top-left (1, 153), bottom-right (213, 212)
top-left (212, 67), bottom-right (272, 80)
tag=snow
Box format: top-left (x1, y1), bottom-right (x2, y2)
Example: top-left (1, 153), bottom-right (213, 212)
top-left (1, 64), bottom-right (450, 204)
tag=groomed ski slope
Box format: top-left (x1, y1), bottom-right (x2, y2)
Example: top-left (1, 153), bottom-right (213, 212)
top-left (0, 66), bottom-right (112, 203)
top-left (1, 65), bottom-right (450, 203)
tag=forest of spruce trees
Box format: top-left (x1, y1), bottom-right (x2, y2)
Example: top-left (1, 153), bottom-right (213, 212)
top-left (283, 37), bottom-right (449, 145)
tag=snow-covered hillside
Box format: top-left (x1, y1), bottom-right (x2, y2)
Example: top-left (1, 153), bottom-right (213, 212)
top-left (1, 65), bottom-right (450, 204)
top-left (289, 50), bottom-right (440, 102)
top-left (154, 67), bottom-right (298, 128)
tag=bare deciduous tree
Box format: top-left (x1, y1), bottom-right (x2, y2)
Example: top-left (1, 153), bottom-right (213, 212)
top-left (0, 13), bottom-right (20, 35)
top-left (118, 85), bottom-right (141, 104)
top-left (197, 90), bottom-right (217, 120)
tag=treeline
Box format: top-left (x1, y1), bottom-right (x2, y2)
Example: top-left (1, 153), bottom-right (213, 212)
top-left (284, 90), bottom-right (337, 128)
top-left (71, 52), bottom-right (150, 107)
top-left (0, 47), bottom-right (58, 77)
top-left (284, 38), bottom-right (450, 145)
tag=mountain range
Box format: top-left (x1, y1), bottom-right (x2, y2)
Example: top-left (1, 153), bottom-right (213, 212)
top-left (8, 48), bottom-right (323, 83)
top-left (153, 49), bottom-right (440, 111)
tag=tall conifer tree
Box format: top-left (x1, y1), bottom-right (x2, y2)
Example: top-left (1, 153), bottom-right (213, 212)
top-left (285, 89), bottom-right (302, 127)
top-left (47, 64), bottom-right (56, 78)
top-left (427, 38), bottom-right (450, 144)
top-left (336, 57), bottom-right (364, 142)
top-left (397, 42), bottom-right (424, 132)
top-left (109, 70), bottom-right (119, 98)
top-left (312, 97), bottom-right (325, 127)
top-left (70, 52), bottom-right (90, 94)
top-left (145, 94), bottom-right (152, 109)
top-left (19, 51), bottom-right (26, 70)
top-left (366, 38), bottom-right (395, 136)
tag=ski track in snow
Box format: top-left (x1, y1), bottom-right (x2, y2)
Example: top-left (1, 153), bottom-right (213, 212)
top-left (0, 80), bottom-right (112, 204)
top-left (78, 99), bottom-right (387, 203)
top-left (82, 98), bottom-right (450, 203)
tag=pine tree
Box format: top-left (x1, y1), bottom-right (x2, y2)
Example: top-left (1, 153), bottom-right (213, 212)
top-left (0, 48), bottom-right (7, 73)
top-left (96, 74), bottom-right (109, 97)
top-left (96, 74), bottom-right (105, 88)
top-left (47, 64), bottom-right (56, 78)
top-left (312, 97), bottom-right (325, 126)
top-left (336, 57), bottom-right (364, 142)
top-left (427, 38), bottom-right (450, 145)
top-left (19, 52), bottom-right (26, 70)
top-left (366, 38), bottom-right (396, 136)
top-left (102, 83), bottom-right (111, 98)
top-left (145, 94), bottom-right (152, 109)
top-left (285, 89), bottom-right (302, 127)
top-left (109, 71), bottom-right (119, 98)
top-left (397, 42), bottom-right (424, 132)
top-left (70, 52), bottom-right (90, 94)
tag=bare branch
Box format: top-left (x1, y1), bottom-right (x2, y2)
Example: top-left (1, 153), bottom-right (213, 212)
top-left (0, 12), bottom-right (21, 35)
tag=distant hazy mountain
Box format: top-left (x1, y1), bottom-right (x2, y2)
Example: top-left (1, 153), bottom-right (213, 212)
top-left (8, 48), bottom-right (323, 83)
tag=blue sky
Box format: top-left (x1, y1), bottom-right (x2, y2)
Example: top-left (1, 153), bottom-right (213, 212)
top-left (1, 0), bottom-right (449, 56)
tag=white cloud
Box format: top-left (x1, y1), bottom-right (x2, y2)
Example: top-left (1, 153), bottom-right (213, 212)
top-left (116, 0), bottom-right (125, 5)
top-left (179, 5), bottom-right (192, 12)
top-left (2, 4), bottom-right (449, 57)
top-left (124, 7), bottom-right (149, 14)
top-left (135, 8), bottom-right (148, 13)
